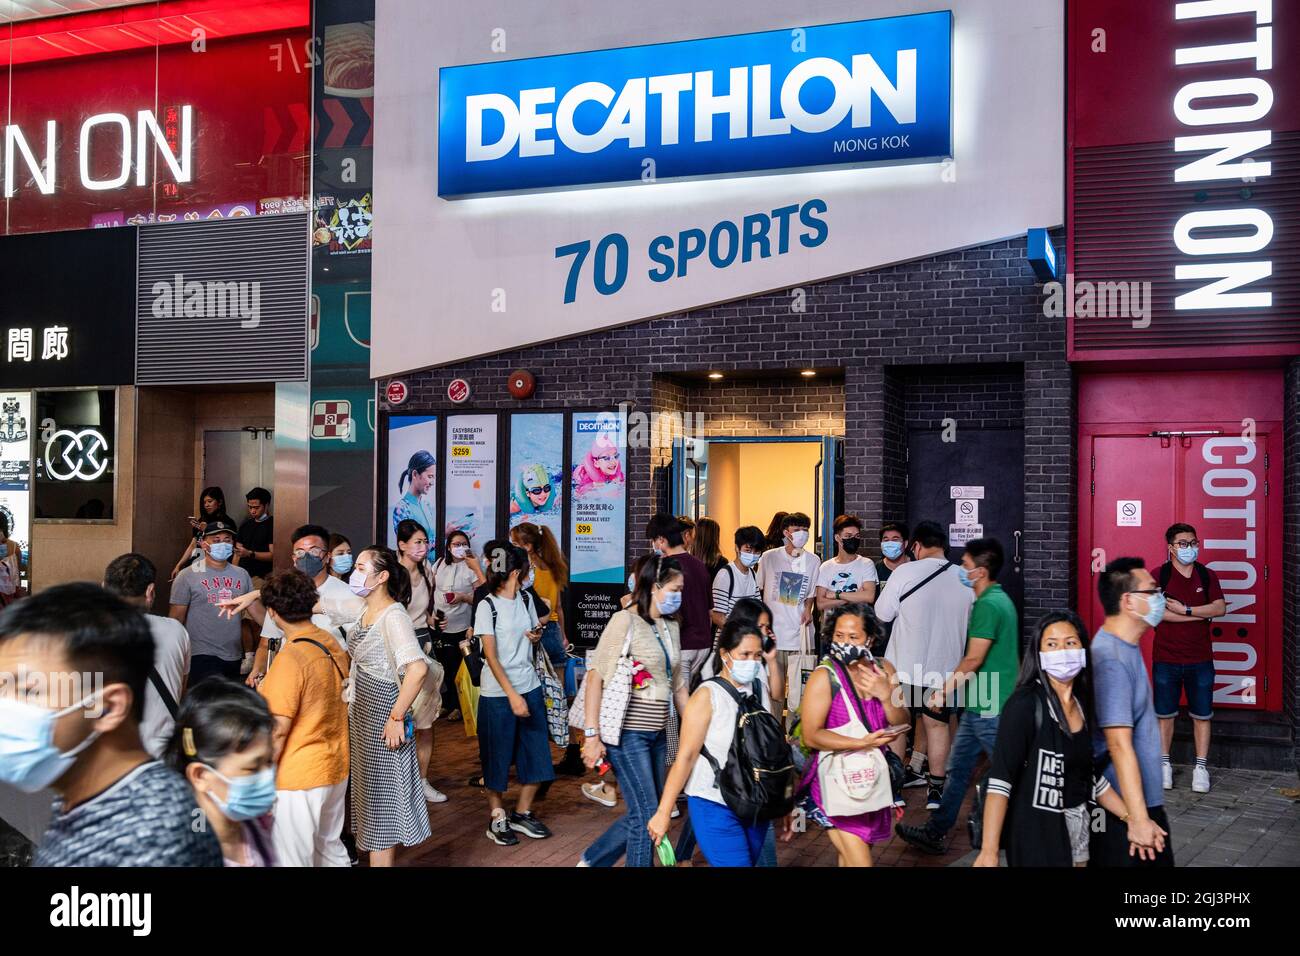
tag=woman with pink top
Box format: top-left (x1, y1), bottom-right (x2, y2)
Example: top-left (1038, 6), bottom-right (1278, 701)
top-left (798, 604), bottom-right (910, 866)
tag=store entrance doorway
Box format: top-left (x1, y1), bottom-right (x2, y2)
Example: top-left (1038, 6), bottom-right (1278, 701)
top-left (671, 436), bottom-right (844, 559)
top-left (203, 428), bottom-right (275, 527)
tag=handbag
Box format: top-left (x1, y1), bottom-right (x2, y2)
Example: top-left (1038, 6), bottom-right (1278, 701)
top-left (535, 646), bottom-right (571, 747)
top-left (454, 659), bottom-right (480, 737)
top-left (815, 666), bottom-right (892, 816)
top-left (784, 624), bottom-right (817, 714)
top-left (569, 614), bottom-right (636, 746)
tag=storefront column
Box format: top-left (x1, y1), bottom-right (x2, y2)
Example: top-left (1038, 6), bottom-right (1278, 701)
top-left (1023, 359), bottom-right (1074, 637)
top-left (1284, 358), bottom-right (1300, 767)
top-left (273, 382), bottom-right (311, 571)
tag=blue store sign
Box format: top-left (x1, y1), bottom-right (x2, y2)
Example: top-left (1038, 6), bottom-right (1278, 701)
top-left (439, 12), bottom-right (952, 197)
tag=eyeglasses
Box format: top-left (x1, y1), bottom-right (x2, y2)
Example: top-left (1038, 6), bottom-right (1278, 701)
top-left (1130, 588), bottom-right (1164, 597)
top-left (1172, 539), bottom-right (1199, 548)
top-left (527, 485), bottom-right (552, 496)
top-left (293, 547), bottom-right (326, 559)
top-left (594, 454), bottom-right (619, 463)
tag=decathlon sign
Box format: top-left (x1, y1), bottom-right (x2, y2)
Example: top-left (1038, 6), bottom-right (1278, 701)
top-left (438, 13), bottom-right (952, 196)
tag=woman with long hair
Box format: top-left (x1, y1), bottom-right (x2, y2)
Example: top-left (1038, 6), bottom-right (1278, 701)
top-left (431, 528), bottom-right (485, 721)
top-left (395, 519), bottom-right (449, 804)
top-left (763, 512), bottom-right (789, 551)
top-left (392, 450), bottom-right (437, 542)
top-left (170, 486), bottom-right (229, 580)
top-left (974, 611), bottom-right (1153, 867)
top-left (578, 554), bottom-right (690, 867)
top-left (690, 517), bottom-right (727, 578)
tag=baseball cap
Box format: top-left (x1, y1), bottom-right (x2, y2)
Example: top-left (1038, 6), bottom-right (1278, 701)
top-left (201, 518), bottom-right (237, 538)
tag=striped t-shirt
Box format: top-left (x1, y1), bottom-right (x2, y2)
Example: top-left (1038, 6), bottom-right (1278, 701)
top-left (711, 562), bottom-right (759, 619)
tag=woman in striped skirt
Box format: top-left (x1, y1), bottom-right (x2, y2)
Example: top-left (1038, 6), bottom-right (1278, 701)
top-left (329, 547), bottom-right (433, 865)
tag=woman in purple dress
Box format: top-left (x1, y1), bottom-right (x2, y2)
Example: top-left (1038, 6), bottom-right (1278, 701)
top-left (799, 604), bottom-right (911, 866)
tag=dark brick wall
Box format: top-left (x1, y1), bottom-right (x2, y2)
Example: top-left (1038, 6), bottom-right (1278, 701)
top-left (1285, 358), bottom-right (1300, 770)
top-left (901, 365), bottom-right (1025, 431)
top-left (389, 235), bottom-right (1073, 638)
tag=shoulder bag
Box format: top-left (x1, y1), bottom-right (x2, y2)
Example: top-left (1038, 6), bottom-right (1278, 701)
top-left (815, 663), bottom-right (893, 816)
top-left (568, 612), bottom-right (636, 745)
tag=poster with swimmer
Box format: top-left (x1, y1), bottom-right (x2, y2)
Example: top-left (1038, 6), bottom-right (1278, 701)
top-left (508, 413), bottom-right (564, 541)
top-left (388, 415), bottom-right (437, 550)
top-left (569, 411), bottom-right (626, 584)
top-left (444, 414), bottom-right (498, 559)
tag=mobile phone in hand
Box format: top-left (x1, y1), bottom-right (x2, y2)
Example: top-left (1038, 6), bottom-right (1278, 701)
top-left (880, 724), bottom-right (911, 737)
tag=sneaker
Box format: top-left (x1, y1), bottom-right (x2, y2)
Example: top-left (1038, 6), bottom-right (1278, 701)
top-left (671, 807), bottom-right (680, 819)
top-left (486, 811), bottom-right (518, 846)
top-left (1192, 764), bottom-right (1211, 794)
top-left (893, 793), bottom-right (906, 809)
top-left (925, 782), bottom-right (945, 812)
top-left (423, 781), bottom-right (448, 803)
top-left (509, 811), bottom-right (553, 839)
top-left (902, 766), bottom-right (929, 789)
top-left (1162, 761), bottom-right (1173, 790)
top-left (581, 781), bottom-right (617, 807)
top-left (239, 652), bottom-right (255, 676)
top-left (896, 821), bottom-right (947, 855)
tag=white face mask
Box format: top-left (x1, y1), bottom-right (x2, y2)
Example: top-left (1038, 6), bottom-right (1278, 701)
top-left (790, 529), bottom-right (809, 549)
top-left (1040, 648), bottom-right (1086, 682)
top-left (725, 657), bottom-right (763, 684)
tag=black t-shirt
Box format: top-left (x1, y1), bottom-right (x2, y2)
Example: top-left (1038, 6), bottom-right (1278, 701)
top-left (237, 516), bottom-right (274, 578)
top-left (1063, 726), bottom-right (1094, 807)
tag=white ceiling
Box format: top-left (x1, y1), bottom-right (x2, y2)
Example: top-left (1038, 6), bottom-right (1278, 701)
top-left (0, 0), bottom-right (152, 23)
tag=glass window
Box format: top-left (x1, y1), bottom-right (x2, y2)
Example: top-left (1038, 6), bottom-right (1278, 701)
top-left (34, 389), bottom-right (116, 521)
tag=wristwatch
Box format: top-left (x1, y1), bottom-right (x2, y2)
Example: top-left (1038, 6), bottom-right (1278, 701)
top-left (584, 727), bottom-right (599, 738)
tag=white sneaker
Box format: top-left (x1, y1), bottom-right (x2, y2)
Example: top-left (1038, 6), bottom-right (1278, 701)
top-left (670, 807), bottom-right (680, 819)
top-left (424, 781), bottom-right (448, 803)
top-left (1192, 765), bottom-right (1211, 794)
top-left (240, 652), bottom-right (255, 676)
top-left (1162, 761), bottom-right (1173, 790)
top-left (581, 781), bottom-right (616, 808)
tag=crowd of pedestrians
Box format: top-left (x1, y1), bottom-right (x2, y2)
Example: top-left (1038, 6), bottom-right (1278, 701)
top-left (0, 496), bottom-right (1224, 868)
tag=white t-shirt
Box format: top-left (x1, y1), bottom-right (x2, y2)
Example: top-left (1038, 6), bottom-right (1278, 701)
top-left (433, 558), bottom-right (479, 633)
top-left (816, 556), bottom-right (879, 600)
top-left (711, 562), bottom-right (759, 620)
top-left (141, 614), bottom-right (190, 759)
top-left (261, 574), bottom-right (353, 651)
top-left (876, 556), bottom-right (974, 687)
top-left (757, 547), bottom-right (816, 651)
top-left (473, 592), bottom-right (541, 699)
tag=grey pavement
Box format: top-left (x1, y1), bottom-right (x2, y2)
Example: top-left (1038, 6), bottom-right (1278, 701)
top-left (952, 765), bottom-right (1300, 867)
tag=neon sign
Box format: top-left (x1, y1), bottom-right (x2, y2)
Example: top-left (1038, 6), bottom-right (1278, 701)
top-left (2, 106), bottom-right (193, 198)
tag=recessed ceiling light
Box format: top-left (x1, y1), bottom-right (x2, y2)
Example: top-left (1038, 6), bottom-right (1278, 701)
top-left (708, 372), bottom-right (723, 380)
top-left (800, 370), bottom-right (816, 378)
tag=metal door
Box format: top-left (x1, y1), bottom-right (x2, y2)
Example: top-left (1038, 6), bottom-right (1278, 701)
top-left (203, 429), bottom-right (274, 525)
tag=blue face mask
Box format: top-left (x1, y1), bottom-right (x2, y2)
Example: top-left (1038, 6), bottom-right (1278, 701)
top-left (0, 694), bottom-right (103, 793)
top-left (739, 551), bottom-right (760, 568)
top-left (208, 541), bottom-right (234, 562)
top-left (1176, 546), bottom-right (1198, 565)
top-left (656, 590), bottom-right (682, 616)
top-left (956, 565), bottom-right (975, 589)
top-left (205, 765), bottom-right (277, 822)
top-left (725, 658), bottom-right (763, 684)
top-left (1139, 591), bottom-right (1166, 628)
top-left (881, 541), bottom-right (904, 561)
top-left (331, 553), bottom-right (353, 575)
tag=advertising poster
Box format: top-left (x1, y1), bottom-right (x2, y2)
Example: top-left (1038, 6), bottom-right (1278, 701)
top-left (387, 415), bottom-right (437, 549)
top-left (0, 391), bottom-right (31, 575)
top-left (508, 413), bottom-right (564, 540)
top-left (569, 411), bottom-right (626, 582)
top-left (445, 415), bottom-right (498, 557)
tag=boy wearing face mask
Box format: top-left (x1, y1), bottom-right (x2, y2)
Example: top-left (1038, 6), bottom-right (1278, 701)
top-left (1151, 523), bottom-right (1225, 795)
top-left (896, 537), bottom-right (1017, 855)
top-left (756, 513), bottom-right (816, 712)
top-left (872, 523), bottom-right (909, 656)
top-left (1089, 557), bottom-right (1175, 867)
top-left (169, 520), bottom-right (254, 686)
top-left (710, 526), bottom-right (766, 627)
top-left (0, 583), bottom-right (222, 866)
top-left (815, 515), bottom-right (879, 613)
top-left (247, 525), bottom-right (356, 686)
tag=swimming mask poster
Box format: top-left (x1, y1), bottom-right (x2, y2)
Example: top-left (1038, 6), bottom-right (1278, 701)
top-left (508, 413), bottom-right (564, 540)
top-left (445, 414), bottom-right (498, 558)
top-left (388, 415), bottom-right (437, 549)
top-left (569, 411), bottom-right (626, 583)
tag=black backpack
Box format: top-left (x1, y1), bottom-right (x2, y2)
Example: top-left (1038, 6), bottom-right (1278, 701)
top-left (698, 677), bottom-right (796, 823)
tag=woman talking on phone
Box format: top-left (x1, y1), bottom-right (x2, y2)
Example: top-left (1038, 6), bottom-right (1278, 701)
top-left (798, 604), bottom-right (910, 867)
top-left (474, 542), bottom-right (556, 846)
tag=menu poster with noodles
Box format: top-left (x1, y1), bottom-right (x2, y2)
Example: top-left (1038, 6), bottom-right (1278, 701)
top-left (444, 415), bottom-right (498, 559)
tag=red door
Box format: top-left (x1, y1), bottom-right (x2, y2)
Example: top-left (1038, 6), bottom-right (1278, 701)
top-left (1081, 427), bottom-right (1280, 713)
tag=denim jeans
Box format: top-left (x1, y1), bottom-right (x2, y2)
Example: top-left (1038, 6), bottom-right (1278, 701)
top-left (930, 712), bottom-right (1001, 836)
top-left (581, 729), bottom-right (667, 867)
top-left (540, 621), bottom-right (567, 668)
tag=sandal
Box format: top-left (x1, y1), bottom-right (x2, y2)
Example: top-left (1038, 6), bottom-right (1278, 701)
top-left (468, 775), bottom-right (484, 789)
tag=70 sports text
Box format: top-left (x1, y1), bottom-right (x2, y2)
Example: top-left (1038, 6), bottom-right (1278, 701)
top-left (555, 198), bottom-right (829, 304)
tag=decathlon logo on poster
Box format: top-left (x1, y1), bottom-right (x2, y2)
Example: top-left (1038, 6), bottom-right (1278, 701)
top-left (44, 428), bottom-right (109, 481)
top-left (438, 12), bottom-right (952, 195)
top-left (1032, 749), bottom-right (1066, 813)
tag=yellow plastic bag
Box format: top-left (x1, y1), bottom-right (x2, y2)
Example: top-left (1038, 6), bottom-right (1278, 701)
top-left (455, 660), bottom-right (480, 738)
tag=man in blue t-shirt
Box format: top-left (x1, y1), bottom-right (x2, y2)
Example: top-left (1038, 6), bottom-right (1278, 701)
top-left (1090, 557), bottom-right (1174, 867)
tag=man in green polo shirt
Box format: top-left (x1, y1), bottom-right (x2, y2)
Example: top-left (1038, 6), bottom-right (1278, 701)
top-left (897, 536), bottom-right (1019, 854)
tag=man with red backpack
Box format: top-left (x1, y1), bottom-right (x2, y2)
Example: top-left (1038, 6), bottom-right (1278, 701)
top-left (1152, 523), bottom-right (1225, 795)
